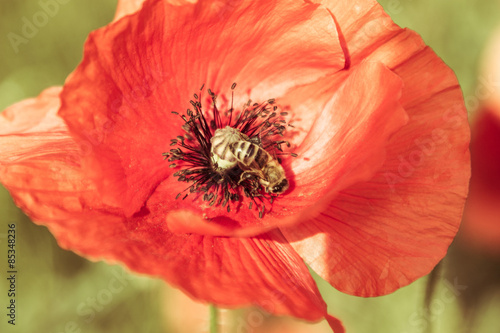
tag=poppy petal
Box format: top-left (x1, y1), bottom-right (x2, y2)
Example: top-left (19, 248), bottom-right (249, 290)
top-left (273, 61), bottom-right (408, 223)
top-left (320, 0), bottom-right (399, 65)
top-left (113, 0), bottom-right (146, 21)
top-left (60, 0), bottom-right (347, 217)
top-left (282, 47), bottom-right (470, 297)
top-left (0, 89), bottom-right (342, 327)
top-left (114, 0), bottom-right (198, 21)
top-left (0, 88), bottom-right (120, 234)
top-left (114, 0), bottom-right (147, 21)
top-left (119, 224), bottom-right (344, 330)
top-left (161, 61), bottom-right (407, 236)
top-left (0, 86), bottom-right (64, 134)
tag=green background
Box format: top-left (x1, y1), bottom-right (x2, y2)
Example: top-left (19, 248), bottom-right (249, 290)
top-left (1, 0), bottom-right (499, 332)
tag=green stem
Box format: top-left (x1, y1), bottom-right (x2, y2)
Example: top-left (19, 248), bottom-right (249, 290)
top-left (209, 304), bottom-right (218, 333)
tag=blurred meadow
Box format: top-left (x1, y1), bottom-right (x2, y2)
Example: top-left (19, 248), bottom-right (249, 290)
top-left (0, 0), bottom-right (500, 332)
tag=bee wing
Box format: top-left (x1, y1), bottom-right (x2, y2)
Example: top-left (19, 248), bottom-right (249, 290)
top-left (241, 169), bottom-right (266, 180)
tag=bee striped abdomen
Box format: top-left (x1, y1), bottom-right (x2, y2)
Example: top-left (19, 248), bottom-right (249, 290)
top-left (230, 141), bottom-right (269, 169)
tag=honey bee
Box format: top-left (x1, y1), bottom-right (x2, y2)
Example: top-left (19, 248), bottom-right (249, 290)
top-left (210, 126), bottom-right (289, 195)
top-left (230, 140), bottom-right (289, 195)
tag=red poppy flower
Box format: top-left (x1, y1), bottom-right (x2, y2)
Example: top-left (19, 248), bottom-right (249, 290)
top-left (459, 28), bottom-right (500, 254)
top-left (0, 0), bottom-right (470, 331)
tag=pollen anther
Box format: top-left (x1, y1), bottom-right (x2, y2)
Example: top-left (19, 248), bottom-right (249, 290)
top-left (163, 84), bottom-right (296, 217)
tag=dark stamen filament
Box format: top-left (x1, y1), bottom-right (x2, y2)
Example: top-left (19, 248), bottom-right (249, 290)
top-left (163, 84), bottom-right (296, 218)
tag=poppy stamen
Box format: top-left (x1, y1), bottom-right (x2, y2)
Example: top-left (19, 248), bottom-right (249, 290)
top-left (164, 84), bottom-right (296, 217)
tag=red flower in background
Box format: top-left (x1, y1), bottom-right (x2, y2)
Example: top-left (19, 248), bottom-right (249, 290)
top-left (0, 0), bottom-right (470, 331)
top-left (459, 27), bottom-right (500, 254)
top-left (460, 110), bottom-right (500, 253)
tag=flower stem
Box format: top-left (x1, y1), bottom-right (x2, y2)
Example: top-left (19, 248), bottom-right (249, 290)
top-left (209, 304), bottom-right (218, 333)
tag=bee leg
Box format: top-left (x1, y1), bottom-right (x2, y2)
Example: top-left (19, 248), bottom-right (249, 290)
top-left (239, 172), bottom-right (262, 194)
top-left (258, 179), bottom-right (270, 193)
top-left (239, 171), bottom-right (257, 184)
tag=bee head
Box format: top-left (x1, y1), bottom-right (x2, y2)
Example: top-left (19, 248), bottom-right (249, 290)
top-left (269, 179), bottom-right (289, 194)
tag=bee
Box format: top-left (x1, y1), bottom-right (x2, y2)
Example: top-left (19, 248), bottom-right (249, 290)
top-left (210, 126), bottom-right (289, 195)
top-left (229, 140), bottom-right (289, 195)
top-left (210, 126), bottom-right (249, 170)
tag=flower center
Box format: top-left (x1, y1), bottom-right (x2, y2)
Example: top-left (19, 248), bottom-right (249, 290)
top-left (163, 84), bottom-right (296, 218)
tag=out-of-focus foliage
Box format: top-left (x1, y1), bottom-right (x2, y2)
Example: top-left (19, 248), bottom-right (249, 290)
top-left (0, 1), bottom-right (116, 109)
top-left (0, 0), bottom-right (499, 332)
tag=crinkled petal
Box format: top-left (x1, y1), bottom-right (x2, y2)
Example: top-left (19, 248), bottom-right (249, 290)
top-left (282, 39), bottom-right (470, 296)
top-left (60, 0), bottom-right (346, 217)
top-left (0, 88), bottom-right (124, 253)
top-left (0, 88), bottom-right (344, 329)
top-left (119, 222), bottom-right (344, 331)
top-left (0, 86), bottom-right (64, 135)
top-left (318, 0), bottom-right (400, 67)
top-left (162, 61), bottom-right (407, 236)
top-left (272, 61), bottom-right (407, 224)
